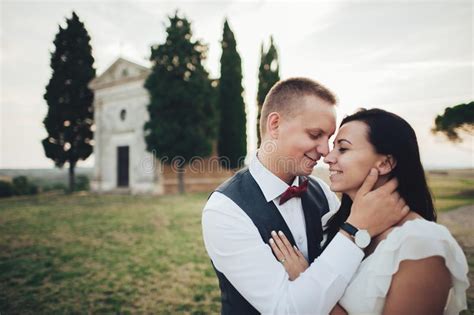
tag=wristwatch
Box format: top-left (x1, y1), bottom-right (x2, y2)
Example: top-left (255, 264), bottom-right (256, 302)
top-left (341, 222), bottom-right (371, 249)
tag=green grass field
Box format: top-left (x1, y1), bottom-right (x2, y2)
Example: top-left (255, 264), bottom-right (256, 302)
top-left (0, 193), bottom-right (220, 314)
top-left (427, 169), bottom-right (474, 212)
top-left (0, 170), bottom-right (472, 314)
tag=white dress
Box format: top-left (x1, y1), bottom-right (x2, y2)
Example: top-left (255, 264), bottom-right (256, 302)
top-left (339, 219), bottom-right (470, 315)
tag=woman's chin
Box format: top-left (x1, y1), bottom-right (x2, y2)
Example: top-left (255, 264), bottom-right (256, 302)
top-left (329, 182), bottom-right (342, 193)
top-left (329, 184), bottom-right (353, 196)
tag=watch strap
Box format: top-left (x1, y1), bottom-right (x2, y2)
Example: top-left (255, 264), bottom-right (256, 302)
top-left (341, 222), bottom-right (358, 236)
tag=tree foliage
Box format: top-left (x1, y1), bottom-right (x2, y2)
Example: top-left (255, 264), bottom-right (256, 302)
top-left (217, 19), bottom-right (247, 169)
top-left (43, 12), bottom-right (95, 192)
top-left (144, 12), bottom-right (217, 193)
top-left (432, 101), bottom-right (474, 142)
top-left (256, 36), bottom-right (280, 146)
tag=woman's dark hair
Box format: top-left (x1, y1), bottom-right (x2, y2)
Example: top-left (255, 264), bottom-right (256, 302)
top-left (324, 108), bottom-right (436, 246)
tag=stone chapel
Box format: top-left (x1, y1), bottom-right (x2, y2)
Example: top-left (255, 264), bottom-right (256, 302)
top-left (89, 57), bottom-right (232, 194)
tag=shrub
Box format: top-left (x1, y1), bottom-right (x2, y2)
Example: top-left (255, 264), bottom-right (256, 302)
top-left (0, 180), bottom-right (13, 198)
top-left (75, 175), bottom-right (90, 191)
top-left (12, 176), bottom-right (38, 196)
top-left (42, 182), bottom-right (67, 193)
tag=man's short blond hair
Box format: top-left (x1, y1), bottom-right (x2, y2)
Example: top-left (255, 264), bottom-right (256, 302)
top-left (259, 77), bottom-right (337, 137)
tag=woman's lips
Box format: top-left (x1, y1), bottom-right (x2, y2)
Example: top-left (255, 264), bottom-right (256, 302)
top-left (329, 170), bottom-right (342, 180)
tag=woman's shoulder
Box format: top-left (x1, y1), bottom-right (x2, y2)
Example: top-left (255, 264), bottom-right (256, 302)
top-left (387, 215), bottom-right (454, 244)
top-left (371, 214), bottom-right (468, 287)
top-left (370, 213), bottom-right (448, 249)
top-left (365, 214), bottom-right (470, 314)
top-left (376, 215), bottom-right (460, 257)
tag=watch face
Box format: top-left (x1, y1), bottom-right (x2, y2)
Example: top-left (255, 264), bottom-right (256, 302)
top-left (355, 230), bottom-right (371, 248)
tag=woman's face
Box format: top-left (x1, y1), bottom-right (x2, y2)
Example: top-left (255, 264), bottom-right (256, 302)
top-left (323, 120), bottom-right (384, 199)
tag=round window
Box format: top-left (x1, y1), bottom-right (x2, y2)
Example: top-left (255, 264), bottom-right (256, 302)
top-left (120, 109), bottom-right (126, 121)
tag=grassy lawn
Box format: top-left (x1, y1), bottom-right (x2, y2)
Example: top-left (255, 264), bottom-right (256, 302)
top-left (0, 169), bottom-right (472, 314)
top-left (0, 193), bottom-right (220, 314)
top-left (427, 169), bottom-right (474, 212)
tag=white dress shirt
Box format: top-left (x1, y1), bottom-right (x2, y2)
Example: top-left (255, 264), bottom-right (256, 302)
top-left (202, 153), bottom-right (364, 315)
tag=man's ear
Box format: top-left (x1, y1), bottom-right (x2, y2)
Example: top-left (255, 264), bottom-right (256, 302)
top-left (375, 155), bottom-right (397, 176)
top-left (267, 112), bottom-right (280, 139)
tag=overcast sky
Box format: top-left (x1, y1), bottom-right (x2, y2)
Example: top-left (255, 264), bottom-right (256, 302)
top-left (1, 0), bottom-right (472, 169)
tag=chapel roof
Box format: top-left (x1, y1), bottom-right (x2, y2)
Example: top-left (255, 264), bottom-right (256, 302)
top-left (89, 57), bottom-right (151, 90)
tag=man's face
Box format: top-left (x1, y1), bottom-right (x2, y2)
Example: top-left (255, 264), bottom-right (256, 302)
top-left (273, 95), bottom-right (337, 177)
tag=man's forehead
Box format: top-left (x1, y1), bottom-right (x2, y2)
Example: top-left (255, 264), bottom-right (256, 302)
top-left (298, 104), bottom-right (336, 119)
top-left (303, 113), bottom-right (337, 132)
top-left (285, 99), bottom-right (336, 129)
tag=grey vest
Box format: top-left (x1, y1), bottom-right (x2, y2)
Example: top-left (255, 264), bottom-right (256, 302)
top-left (210, 167), bottom-right (330, 314)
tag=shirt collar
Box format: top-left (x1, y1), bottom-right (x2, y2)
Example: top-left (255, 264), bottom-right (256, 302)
top-left (249, 151), bottom-right (300, 202)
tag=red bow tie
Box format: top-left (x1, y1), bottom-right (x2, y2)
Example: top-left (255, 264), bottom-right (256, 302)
top-left (279, 179), bottom-right (309, 205)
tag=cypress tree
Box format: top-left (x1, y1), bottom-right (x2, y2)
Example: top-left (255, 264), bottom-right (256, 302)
top-left (144, 12), bottom-right (217, 194)
top-left (43, 12), bottom-right (95, 192)
top-left (217, 19), bottom-right (247, 169)
top-left (256, 36), bottom-right (280, 146)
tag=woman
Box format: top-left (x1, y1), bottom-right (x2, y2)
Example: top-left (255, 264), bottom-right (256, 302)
top-left (269, 109), bottom-right (469, 315)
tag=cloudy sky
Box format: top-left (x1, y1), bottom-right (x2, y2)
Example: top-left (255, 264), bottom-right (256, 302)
top-left (1, 0), bottom-right (472, 169)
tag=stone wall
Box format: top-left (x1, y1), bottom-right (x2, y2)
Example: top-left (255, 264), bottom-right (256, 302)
top-left (161, 156), bottom-right (236, 194)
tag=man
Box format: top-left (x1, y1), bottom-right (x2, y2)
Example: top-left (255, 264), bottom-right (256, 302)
top-left (202, 78), bottom-right (408, 314)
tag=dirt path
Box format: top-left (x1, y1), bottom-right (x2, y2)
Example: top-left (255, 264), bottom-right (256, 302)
top-left (439, 204), bottom-right (474, 247)
top-left (438, 204), bottom-right (473, 308)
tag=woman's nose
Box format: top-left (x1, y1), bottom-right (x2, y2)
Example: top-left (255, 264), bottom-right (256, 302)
top-left (323, 150), bottom-right (336, 164)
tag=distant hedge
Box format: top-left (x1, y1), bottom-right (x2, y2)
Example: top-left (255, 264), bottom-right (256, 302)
top-left (0, 176), bottom-right (38, 198)
top-left (40, 175), bottom-right (89, 193)
top-left (12, 176), bottom-right (38, 195)
top-left (0, 181), bottom-right (13, 197)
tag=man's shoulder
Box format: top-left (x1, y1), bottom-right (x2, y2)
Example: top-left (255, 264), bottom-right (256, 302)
top-left (204, 167), bottom-right (250, 211)
top-left (215, 166), bottom-right (250, 194)
top-left (202, 191), bottom-right (257, 233)
top-left (205, 191), bottom-right (237, 212)
top-left (204, 167), bottom-right (261, 222)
